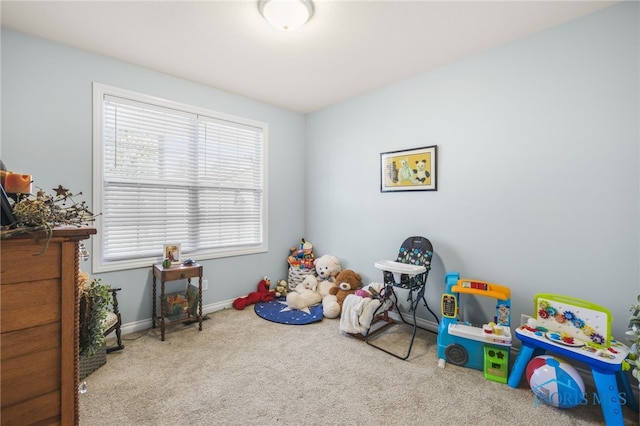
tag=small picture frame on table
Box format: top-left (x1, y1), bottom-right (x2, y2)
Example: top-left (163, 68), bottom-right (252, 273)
top-left (163, 244), bottom-right (181, 265)
top-left (380, 145), bottom-right (437, 192)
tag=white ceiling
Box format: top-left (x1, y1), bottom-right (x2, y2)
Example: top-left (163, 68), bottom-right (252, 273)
top-left (1, 0), bottom-right (618, 114)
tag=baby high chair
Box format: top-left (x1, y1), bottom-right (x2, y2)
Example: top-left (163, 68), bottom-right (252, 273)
top-left (363, 236), bottom-right (439, 359)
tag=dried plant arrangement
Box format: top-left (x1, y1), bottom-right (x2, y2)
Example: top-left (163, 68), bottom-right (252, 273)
top-left (1, 185), bottom-right (99, 253)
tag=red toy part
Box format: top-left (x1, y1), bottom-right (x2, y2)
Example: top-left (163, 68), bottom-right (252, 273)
top-left (232, 277), bottom-right (276, 310)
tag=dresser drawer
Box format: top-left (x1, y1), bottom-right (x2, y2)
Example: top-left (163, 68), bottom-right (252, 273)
top-left (0, 279), bottom-right (61, 333)
top-left (0, 241), bottom-right (61, 285)
top-left (1, 390), bottom-right (61, 425)
top-left (1, 322), bottom-right (60, 361)
top-left (1, 347), bottom-right (60, 408)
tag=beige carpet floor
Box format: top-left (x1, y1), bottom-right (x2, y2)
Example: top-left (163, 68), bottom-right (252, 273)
top-left (80, 306), bottom-right (639, 425)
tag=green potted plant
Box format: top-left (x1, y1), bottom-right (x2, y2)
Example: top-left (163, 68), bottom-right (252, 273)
top-left (79, 275), bottom-right (110, 358)
top-left (625, 295), bottom-right (640, 382)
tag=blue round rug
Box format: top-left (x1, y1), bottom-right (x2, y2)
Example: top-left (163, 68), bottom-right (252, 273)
top-left (254, 298), bottom-right (323, 325)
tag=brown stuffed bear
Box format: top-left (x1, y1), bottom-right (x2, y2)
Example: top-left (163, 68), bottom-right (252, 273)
top-left (328, 269), bottom-right (362, 315)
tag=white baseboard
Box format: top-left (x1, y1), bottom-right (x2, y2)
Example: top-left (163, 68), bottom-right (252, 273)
top-left (119, 299), bottom-right (234, 335)
top-left (386, 310), bottom-right (439, 334)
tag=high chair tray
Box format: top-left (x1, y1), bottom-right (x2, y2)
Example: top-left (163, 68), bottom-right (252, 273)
top-left (374, 260), bottom-right (426, 275)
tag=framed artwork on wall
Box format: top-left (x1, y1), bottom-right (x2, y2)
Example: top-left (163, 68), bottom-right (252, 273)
top-left (163, 243), bottom-right (181, 264)
top-left (380, 145), bottom-right (437, 192)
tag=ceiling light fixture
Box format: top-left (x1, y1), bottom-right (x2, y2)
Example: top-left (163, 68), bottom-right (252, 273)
top-left (259, 0), bottom-right (313, 31)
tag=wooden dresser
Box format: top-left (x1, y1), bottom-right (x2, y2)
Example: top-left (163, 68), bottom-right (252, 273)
top-left (1, 227), bottom-right (96, 426)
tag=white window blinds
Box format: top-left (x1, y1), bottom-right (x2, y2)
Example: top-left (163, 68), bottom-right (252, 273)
top-left (93, 84), bottom-right (267, 272)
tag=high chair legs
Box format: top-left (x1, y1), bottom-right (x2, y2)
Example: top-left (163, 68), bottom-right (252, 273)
top-left (364, 283), bottom-right (439, 360)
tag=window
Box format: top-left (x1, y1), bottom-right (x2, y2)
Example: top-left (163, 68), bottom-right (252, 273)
top-left (92, 83), bottom-right (267, 272)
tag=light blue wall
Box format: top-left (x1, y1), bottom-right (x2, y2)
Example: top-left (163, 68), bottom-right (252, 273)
top-left (2, 3), bottom-right (638, 341)
top-left (305, 2), bottom-right (639, 341)
top-left (1, 30), bottom-right (306, 324)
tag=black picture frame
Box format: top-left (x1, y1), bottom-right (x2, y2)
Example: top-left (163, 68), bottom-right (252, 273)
top-left (380, 145), bottom-right (438, 192)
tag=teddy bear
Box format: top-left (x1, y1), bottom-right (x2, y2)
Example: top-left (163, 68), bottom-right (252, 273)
top-left (232, 276), bottom-right (276, 310)
top-left (327, 270), bottom-right (362, 316)
top-left (397, 157), bottom-right (414, 184)
top-left (413, 159), bottom-right (430, 183)
top-left (274, 279), bottom-right (289, 298)
top-left (313, 254), bottom-right (342, 297)
top-left (309, 254), bottom-right (343, 318)
top-left (285, 274), bottom-right (322, 311)
top-left (386, 161), bottom-right (398, 183)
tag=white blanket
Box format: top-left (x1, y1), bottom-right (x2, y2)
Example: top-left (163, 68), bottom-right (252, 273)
top-left (340, 283), bottom-right (391, 335)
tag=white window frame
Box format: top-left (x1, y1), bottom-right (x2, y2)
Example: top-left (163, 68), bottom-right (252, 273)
top-left (92, 83), bottom-right (268, 273)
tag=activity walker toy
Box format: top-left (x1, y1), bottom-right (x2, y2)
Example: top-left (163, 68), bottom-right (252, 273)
top-left (437, 272), bottom-right (512, 383)
top-left (508, 294), bottom-right (638, 424)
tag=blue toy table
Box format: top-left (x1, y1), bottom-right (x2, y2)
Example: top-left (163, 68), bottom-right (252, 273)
top-left (508, 326), bottom-right (637, 425)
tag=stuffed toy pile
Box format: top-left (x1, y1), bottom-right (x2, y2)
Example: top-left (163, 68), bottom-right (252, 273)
top-left (232, 277), bottom-right (276, 310)
top-left (293, 254), bottom-right (343, 317)
top-left (287, 238), bottom-right (315, 269)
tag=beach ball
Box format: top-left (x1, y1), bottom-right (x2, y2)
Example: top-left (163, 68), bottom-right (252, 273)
top-left (525, 354), bottom-right (554, 385)
top-left (527, 355), bottom-right (585, 408)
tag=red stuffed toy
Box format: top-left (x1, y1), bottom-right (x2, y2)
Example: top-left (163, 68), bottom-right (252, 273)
top-left (232, 276), bottom-right (276, 310)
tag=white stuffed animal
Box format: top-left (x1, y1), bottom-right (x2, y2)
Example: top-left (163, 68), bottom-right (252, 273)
top-left (285, 275), bottom-right (322, 311)
top-left (397, 157), bottom-right (414, 184)
top-left (312, 254), bottom-right (342, 318)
